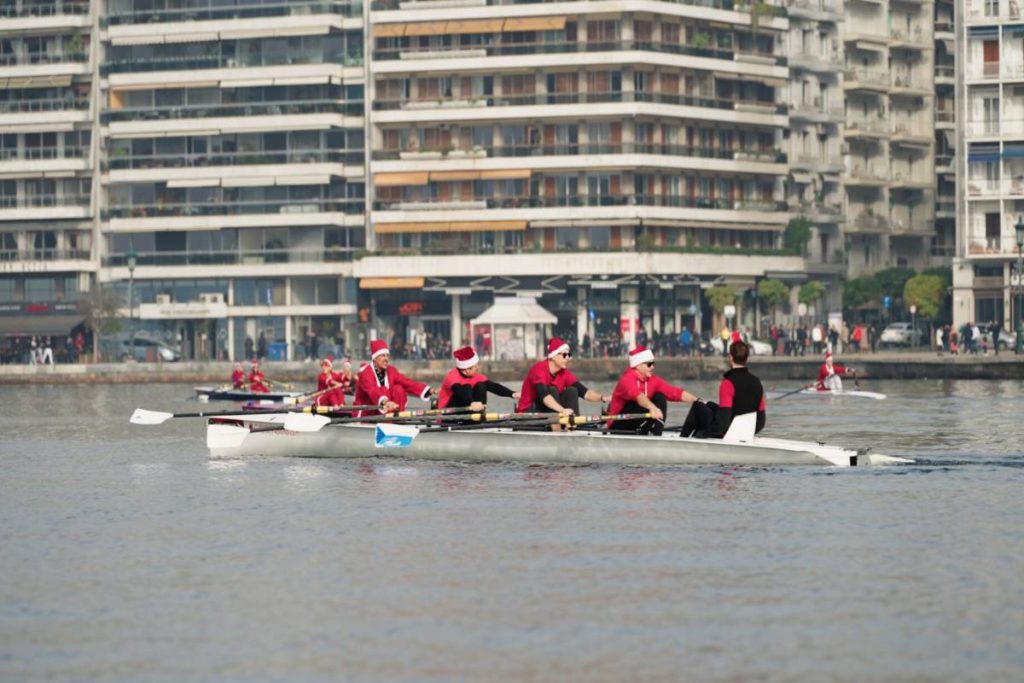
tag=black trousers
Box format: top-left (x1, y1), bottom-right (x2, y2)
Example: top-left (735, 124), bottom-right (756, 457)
top-left (447, 382), bottom-right (488, 408)
top-left (680, 400), bottom-right (720, 439)
top-left (531, 385), bottom-right (580, 415)
top-left (610, 392), bottom-right (668, 435)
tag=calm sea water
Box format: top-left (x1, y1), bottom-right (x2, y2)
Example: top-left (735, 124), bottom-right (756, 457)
top-left (2, 379), bottom-right (1023, 682)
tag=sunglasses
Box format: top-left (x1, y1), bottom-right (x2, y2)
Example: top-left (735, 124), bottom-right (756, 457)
top-left (559, 352), bottom-right (572, 358)
top-left (645, 361), bottom-right (655, 367)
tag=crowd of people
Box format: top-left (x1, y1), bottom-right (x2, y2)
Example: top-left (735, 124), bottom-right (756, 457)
top-left (0, 332), bottom-right (88, 365)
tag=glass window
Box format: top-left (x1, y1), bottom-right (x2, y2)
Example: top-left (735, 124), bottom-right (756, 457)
top-left (25, 277), bottom-right (56, 301)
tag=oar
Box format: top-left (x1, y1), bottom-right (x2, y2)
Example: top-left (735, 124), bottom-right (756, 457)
top-left (130, 405), bottom-right (379, 425)
top-left (283, 385), bottom-right (335, 405)
top-left (774, 383), bottom-right (812, 400)
top-left (283, 406), bottom-right (475, 432)
top-left (264, 378), bottom-right (295, 391)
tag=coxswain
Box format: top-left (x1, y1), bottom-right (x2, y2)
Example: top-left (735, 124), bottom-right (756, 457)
top-left (816, 350), bottom-right (854, 392)
top-left (248, 359), bottom-right (270, 393)
top-left (337, 357), bottom-right (354, 396)
top-left (680, 341), bottom-right (765, 438)
top-left (437, 346), bottom-right (519, 411)
top-left (354, 339), bottom-right (432, 415)
top-left (315, 356), bottom-right (346, 407)
top-left (607, 346), bottom-right (701, 435)
top-left (230, 362), bottom-right (246, 390)
top-left (516, 338), bottom-right (607, 429)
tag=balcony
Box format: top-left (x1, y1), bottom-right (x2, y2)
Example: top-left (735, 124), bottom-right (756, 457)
top-left (843, 68), bottom-right (890, 93)
top-left (787, 0), bottom-right (843, 21)
top-left (0, 97), bottom-right (88, 115)
top-left (966, 2), bottom-right (1024, 22)
top-left (104, 198), bottom-right (363, 221)
top-left (843, 117), bottom-right (889, 139)
top-left (846, 166), bottom-right (888, 186)
top-left (104, 149), bottom-right (364, 172)
top-left (964, 119), bottom-right (1011, 138)
top-left (890, 219), bottom-right (932, 235)
top-left (102, 247), bottom-right (356, 268)
top-left (967, 62), bottom-right (1002, 81)
top-left (0, 194), bottom-right (91, 220)
top-left (889, 172), bottom-right (932, 189)
top-left (934, 21), bottom-right (954, 39)
top-left (102, 0), bottom-right (361, 26)
top-left (372, 194), bottom-right (787, 212)
top-left (890, 74), bottom-right (931, 96)
top-left (935, 154), bottom-right (954, 174)
top-left (0, 248), bottom-right (92, 264)
top-left (102, 50), bottom-right (363, 77)
top-left (788, 50), bottom-right (842, 74)
top-left (966, 180), bottom-right (1002, 197)
top-left (849, 212), bottom-right (889, 233)
top-left (101, 99), bottom-right (364, 125)
top-left (890, 125), bottom-right (932, 148)
top-left (889, 27), bottom-right (930, 51)
top-left (935, 109), bottom-right (955, 129)
top-left (793, 200), bottom-right (844, 223)
top-left (935, 64), bottom-right (954, 84)
top-left (0, 1), bottom-right (89, 32)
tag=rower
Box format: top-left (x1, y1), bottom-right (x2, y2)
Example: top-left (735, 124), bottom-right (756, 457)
top-left (816, 351), bottom-right (854, 392)
top-left (354, 339), bottom-right (433, 415)
top-left (437, 346), bottom-right (519, 411)
top-left (607, 346), bottom-right (701, 435)
top-left (680, 341), bottom-right (765, 439)
top-left (516, 337), bottom-right (607, 429)
top-left (248, 359), bottom-right (270, 394)
top-left (231, 362), bottom-right (246, 390)
top-left (315, 356), bottom-right (346, 407)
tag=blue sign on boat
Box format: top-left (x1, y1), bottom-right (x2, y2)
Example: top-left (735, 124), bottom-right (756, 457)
top-left (375, 423), bottom-right (420, 448)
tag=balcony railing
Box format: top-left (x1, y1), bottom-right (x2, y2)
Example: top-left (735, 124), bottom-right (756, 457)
top-left (100, 99), bottom-right (364, 124)
top-left (964, 119), bottom-right (1014, 136)
top-left (372, 90), bottom-right (787, 114)
top-left (102, 0), bottom-right (361, 26)
top-left (372, 0), bottom-right (764, 12)
top-left (102, 247), bottom-right (356, 267)
top-left (0, 1), bottom-right (88, 18)
top-left (934, 21), bottom-right (954, 34)
top-left (373, 194), bottom-right (787, 211)
top-left (103, 198), bottom-right (364, 220)
top-left (102, 50), bottom-right (363, 76)
top-left (0, 52), bottom-right (88, 67)
top-left (372, 142), bottom-right (785, 163)
top-left (935, 64), bottom-right (954, 80)
top-left (966, 179), bottom-right (1024, 196)
top-left (104, 149), bottom-right (364, 171)
top-left (844, 68), bottom-right (890, 88)
top-left (373, 38), bottom-right (784, 66)
top-left (845, 118), bottom-right (889, 135)
top-left (0, 249), bottom-right (91, 262)
top-left (0, 146), bottom-right (88, 161)
top-left (0, 97), bottom-right (89, 114)
top-left (0, 195), bottom-right (90, 209)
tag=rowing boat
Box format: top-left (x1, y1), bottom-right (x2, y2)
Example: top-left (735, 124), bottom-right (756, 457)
top-left (194, 386), bottom-right (306, 402)
top-left (205, 413), bottom-right (910, 467)
top-left (766, 388), bottom-right (887, 400)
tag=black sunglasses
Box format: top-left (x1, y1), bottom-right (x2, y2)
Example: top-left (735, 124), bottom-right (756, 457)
top-left (645, 361), bottom-right (655, 367)
top-left (559, 352), bottom-right (572, 358)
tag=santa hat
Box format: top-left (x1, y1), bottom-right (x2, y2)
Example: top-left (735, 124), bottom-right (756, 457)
top-left (320, 356), bottom-right (333, 367)
top-left (547, 337), bottom-right (570, 359)
top-left (824, 351), bottom-right (833, 360)
top-left (250, 359), bottom-right (259, 366)
top-left (369, 339), bottom-right (389, 359)
top-left (629, 346), bottom-right (655, 368)
top-left (453, 345), bottom-right (479, 370)
top-left (341, 357), bottom-right (352, 367)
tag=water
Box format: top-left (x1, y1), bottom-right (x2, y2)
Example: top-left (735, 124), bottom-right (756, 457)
top-left (2, 380), bottom-right (1023, 682)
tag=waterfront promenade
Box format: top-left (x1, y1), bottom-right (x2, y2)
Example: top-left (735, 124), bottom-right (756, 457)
top-left (3, 351), bottom-right (1024, 384)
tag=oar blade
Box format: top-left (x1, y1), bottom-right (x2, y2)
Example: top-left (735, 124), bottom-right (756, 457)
top-left (130, 408), bottom-right (173, 425)
top-left (283, 412), bottom-right (331, 433)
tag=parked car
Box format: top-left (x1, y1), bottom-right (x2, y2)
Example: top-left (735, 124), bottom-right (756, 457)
top-left (709, 337), bottom-right (774, 355)
top-left (976, 328), bottom-right (1018, 351)
top-left (118, 336), bottom-right (181, 362)
top-left (879, 322), bottom-right (925, 348)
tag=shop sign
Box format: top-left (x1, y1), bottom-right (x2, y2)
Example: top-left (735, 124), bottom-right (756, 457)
top-left (399, 302), bottom-right (424, 316)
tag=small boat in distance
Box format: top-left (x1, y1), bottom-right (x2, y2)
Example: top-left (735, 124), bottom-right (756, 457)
top-left (766, 388), bottom-right (887, 400)
top-left (194, 386), bottom-right (306, 403)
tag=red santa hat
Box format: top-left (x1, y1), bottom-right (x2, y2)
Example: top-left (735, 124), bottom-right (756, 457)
top-left (250, 358), bottom-right (259, 366)
top-left (547, 337), bottom-right (570, 359)
top-left (369, 339), bottom-right (389, 359)
top-left (453, 345), bottom-right (479, 370)
top-left (824, 351), bottom-right (833, 361)
top-left (320, 356), bottom-right (333, 367)
top-left (628, 346), bottom-right (655, 368)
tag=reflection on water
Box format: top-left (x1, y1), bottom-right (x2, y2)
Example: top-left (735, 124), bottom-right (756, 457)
top-left (1, 380), bottom-right (1023, 682)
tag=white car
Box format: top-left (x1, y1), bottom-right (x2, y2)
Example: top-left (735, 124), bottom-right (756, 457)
top-left (879, 322), bottom-right (924, 348)
top-left (709, 337), bottom-right (774, 355)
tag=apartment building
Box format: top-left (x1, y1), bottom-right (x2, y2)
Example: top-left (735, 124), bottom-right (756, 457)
top-left (785, 0), bottom-right (845, 312)
top-left (934, 0), bottom-right (955, 263)
top-left (954, 0), bottom-right (1024, 331)
top-left (842, 0), bottom-right (935, 278)
top-left (0, 0), bottom-right (94, 348)
top-left (95, 0), bottom-right (367, 360)
top-left (360, 0), bottom-right (805, 355)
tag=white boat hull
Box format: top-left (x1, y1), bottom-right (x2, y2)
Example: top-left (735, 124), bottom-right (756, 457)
top-left (206, 417), bottom-right (909, 467)
top-left (768, 389), bottom-right (887, 400)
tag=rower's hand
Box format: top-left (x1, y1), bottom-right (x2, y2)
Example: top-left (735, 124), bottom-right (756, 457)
top-left (511, 391), bottom-right (521, 400)
top-left (469, 401), bottom-right (485, 412)
top-left (383, 400), bottom-right (399, 413)
top-left (649, 406), bottom-right (664, 421)
top-left (560, 408), bottom-right (575, 418)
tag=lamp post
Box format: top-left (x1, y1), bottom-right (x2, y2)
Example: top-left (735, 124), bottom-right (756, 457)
top-left (1015, 216), bottom-right (1024, 355)
top-left (126, 246), bottom-right (137, 359)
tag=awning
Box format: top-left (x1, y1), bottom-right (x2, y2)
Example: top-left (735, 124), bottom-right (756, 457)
top-left (374, 171), bottom-right (429, 186)
top-left (0, 315), bottom-right (84, 337)
top-left (969, 26), bottom-right (999, 39)
top-left (472, 297), bottom-right (557, 326)
top-left (360, 277), bottom-right (425, 289)
top-left (374, 220), bottom-right (526, 234)
top-left (1004, 143), bottom-right (1024, 158)
top-left (1005, 24), bottom-right (1024, 34)
top-left (791, 172), bottom-right (813, 184)
top-left (479, 169), bottom-right (531, 180)
top-left (445, 18), bottom-right (505, 35)
top-left (503, 16), bottom-right (566, 32)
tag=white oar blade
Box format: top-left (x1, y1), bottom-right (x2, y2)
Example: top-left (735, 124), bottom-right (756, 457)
top-left (283, 412), bottom-right (331, 433)
top-left (282, 396), bottom-right (299, 405)
top-left (130, 408), bottom-right (173, 425)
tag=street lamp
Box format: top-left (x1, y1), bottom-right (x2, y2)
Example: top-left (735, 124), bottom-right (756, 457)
top-left (1015, 216), bottom-right (1024, 354)
top-left (126, 246), bottom-right (137, 358)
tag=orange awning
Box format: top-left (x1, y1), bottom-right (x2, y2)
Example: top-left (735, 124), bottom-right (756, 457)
top-left (375, 221), bottom-right (527, 234)
top-left (374, 171), bottom-right (429, 187)
top-left (449, 220), bottom-right (526, 232)
top-left (372, 24), bottom-right (406, 38)
top-left (479, 169), bottom-right (532, 180)
top-left (429, 170), bottom-right (482, 181)
top-left (447, 18), bottom-right (504, 34)
top-left (360, 277), bottom-right (425, 289)
top-left (404, 21), bottom-right (449, 36)
top-left (503, 16), bottom-right (566, 32)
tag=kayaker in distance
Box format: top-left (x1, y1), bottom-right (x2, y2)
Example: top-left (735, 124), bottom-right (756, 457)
top-left (680, 340), bottom-right (766, 439)
top-left (315, 356), bottom-right (346, 407)
top-left (816, 351), bottom-right (855, 392)
top-left (230, 362), bottom-right (246, 390)
top-left (606, 346), bottom-right (702, 435)
top-left (354, 339), bottom-right (432, 415)
top-left (436, 346), bottom-right (519, 411)
top-left (248, 359), bottom-right (270, 394)
top-left (516, 337), bottom-right (608, 430)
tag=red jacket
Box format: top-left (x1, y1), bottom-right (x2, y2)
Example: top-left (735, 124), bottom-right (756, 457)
top-left (248, 369), bottom-right (269, 393)
top-left (354, 363), bottom-right (430, 414)
top-left (231, 370), bottom-right (245, 389)
top-left (816, 362), bottom-right (848, 390)
top-left (315, 370), bottom-right (346, 407)
top-left (437, 367), bottom-right (488, 409)
top-left (516, 360), bottom-right (579, 412)
top-left (607, 368), bottom-right (685, 420)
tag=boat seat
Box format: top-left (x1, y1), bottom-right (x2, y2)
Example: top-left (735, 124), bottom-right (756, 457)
top-left (722, 412), bottom-right (756, 443)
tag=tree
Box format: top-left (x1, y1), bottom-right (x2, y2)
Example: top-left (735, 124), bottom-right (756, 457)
top-left (874, 266), bottom-right (915, 304)
top-left (705, 285), bottom-right (738, 314)
top-left (757, 279), bottom-right (790, 323)
top-left (903, 274), bottom-right (945, 320)
top-left (842, 276), bottom-right (882, 310)
top-left (81, 286), bottom-right (124, 362)
top-left (783, 216), bottom-right (812, 255)
top-left (798, 280), bottom-right (825, 307)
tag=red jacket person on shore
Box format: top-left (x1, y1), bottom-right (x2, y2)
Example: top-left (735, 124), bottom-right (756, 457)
top-left (354, 339), bottom-right (432, 414)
